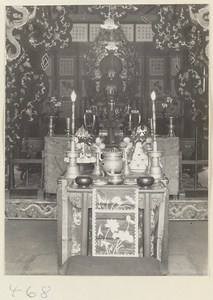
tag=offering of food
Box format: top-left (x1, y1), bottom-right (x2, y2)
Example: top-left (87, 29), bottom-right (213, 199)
top-left (93, 178), bottom-right (108, 186)
top-left (91, 137), bottom-right (106, 153)
top-left (124, 178), bottom-right (137, 185)
top-left (123, 136), bottom-right (131, 144)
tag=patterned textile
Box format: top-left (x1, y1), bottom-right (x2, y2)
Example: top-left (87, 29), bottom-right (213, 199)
top-left (5, 6), bottom-right (73, 151)
top-left (92, 187), bottom-right (138, 257)
top-left (152, 4), bottom-right (209, 138)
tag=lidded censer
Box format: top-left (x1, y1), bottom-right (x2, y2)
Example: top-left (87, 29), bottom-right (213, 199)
top-left (101, 147), bottom-right (124, 174)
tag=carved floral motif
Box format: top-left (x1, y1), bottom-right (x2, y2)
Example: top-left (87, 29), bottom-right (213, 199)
top-left (151, 194), bottom-right (164, 208)
top-left (68, 193), bottom-right (82, 208)
top-left (72, 207), bottom-right (81, 227)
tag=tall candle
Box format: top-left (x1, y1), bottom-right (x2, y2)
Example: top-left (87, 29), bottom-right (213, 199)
top-left (151, 91), bottom-right (156, 135)
top-left (151, 91), bottom-right (157, 151)
top-left (149, 118), bottom-right (153, 134)
top-left (71, 90), bottom-right (77, 135)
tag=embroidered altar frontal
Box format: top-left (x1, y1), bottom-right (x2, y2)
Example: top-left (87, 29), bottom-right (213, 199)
top-left (92, 187), bottom-right (138, 257)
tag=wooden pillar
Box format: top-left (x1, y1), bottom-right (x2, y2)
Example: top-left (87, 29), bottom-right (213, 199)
top-left (144, 192), bottom-right (151, 257)
top-left (81, 192), bottom-right (88, 255)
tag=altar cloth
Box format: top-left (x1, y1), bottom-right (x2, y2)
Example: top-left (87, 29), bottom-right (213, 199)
top-left (57, 178), bottom-right (169, 272)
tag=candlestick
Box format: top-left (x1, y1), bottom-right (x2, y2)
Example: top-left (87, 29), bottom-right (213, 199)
top-left (66, 117), bottom-right (70, 129)
top-left (49, 116), bottom-right (53, 125)
top-left (71, 90), bottom-right (77, 136)
top-left (153, 138), bottom-right (158, 151)
top-left (66, 118), bottom-right (70, 132)
top-left (71, 139), bottom-right (75, 151)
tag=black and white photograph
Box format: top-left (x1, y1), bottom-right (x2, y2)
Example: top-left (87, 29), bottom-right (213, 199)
top-left (1, 1), bottom-right (212, 299)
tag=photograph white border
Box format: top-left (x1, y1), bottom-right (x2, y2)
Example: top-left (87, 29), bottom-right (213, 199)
top-left (1, 1), bottom-right (212, 300)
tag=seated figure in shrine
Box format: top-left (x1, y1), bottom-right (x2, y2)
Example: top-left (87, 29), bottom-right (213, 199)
top-left (97, 67), bottom-right (125, 120)
top-left (104, 68), bottom-right (123, 96)
top-left (93, 66), bottom-right (125, 144)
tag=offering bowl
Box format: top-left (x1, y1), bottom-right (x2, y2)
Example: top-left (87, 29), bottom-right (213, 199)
top-left (75, 176), bottom-right (93, 188)
top-left (137, 176), bottom-right (155, 189)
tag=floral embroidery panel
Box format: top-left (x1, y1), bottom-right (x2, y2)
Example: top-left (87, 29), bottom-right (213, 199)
top-left (92, 187), bottom-right (138, 257)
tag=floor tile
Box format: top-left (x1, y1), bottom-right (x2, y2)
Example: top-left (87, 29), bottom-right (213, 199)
top-left (4, 219), bottom-right (208, 276)
top-left (168, 254), bottom-right (198, 276)
top-left (5, 262), bottom-right (25, 275)
top-left (24, 254), bottom-right (58, 275)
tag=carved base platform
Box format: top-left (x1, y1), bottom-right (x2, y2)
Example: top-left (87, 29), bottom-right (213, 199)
top-left (5, 197), bottom-right (208, 221)
top-left (5, 198), bottom-right (57, 219)
top-left (169, 199), bottom-right (208, 221)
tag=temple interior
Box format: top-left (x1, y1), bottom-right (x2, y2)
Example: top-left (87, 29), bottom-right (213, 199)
top-left (4, 4), bottom-right (209, 278)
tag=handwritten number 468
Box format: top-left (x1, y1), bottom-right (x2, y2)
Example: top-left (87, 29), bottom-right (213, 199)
top-left (27, 286), bottom-right (51, 298)
top-left (9, 285), bottom-right (51, 298)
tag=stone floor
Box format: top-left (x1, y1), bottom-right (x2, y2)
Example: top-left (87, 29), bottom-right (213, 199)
top-left (4, 219), bottom-right (208, 276)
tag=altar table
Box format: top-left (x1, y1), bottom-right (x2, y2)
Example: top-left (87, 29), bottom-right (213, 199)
top-left (45, 136), bottom-right (179, 195)
top-left (57, 177), bottom-right (169, 274)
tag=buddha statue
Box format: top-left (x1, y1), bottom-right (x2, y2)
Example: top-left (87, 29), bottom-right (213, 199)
top-left (99, 67), bottom-right (123, 96)
top-left (106, 68), bottom-right (118, 95)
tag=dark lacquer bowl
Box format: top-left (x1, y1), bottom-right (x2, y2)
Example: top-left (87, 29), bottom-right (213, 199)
top-left (137, 176), bottom-right (155, 189)
top-left (75, 176), bottom-right (93, 188)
